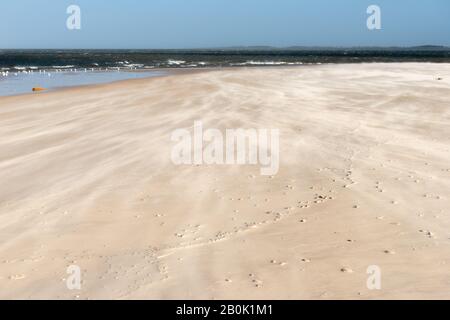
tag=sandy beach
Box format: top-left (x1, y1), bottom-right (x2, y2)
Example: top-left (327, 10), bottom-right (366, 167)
top-left (0, 63), bottom-right (449, 299)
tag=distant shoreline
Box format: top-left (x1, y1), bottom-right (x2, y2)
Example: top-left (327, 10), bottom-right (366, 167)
top-left (1, 62), bottom-right (448, 98)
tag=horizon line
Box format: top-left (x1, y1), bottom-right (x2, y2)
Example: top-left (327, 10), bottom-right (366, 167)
top-left (1, 45), bottom-right (449, 51)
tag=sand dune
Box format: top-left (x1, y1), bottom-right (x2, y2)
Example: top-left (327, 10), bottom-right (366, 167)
top-left (0, 63), bottom-right (449, 299)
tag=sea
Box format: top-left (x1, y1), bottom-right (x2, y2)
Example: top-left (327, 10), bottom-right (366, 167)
top-left (1, 48), bottom-right (449, 96)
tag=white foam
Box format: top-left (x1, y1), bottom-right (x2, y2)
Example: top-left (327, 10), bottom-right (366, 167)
top-left (124, 63), bottom-right (144, 68)
top-left (52, 65), bottom-right (75, 69)
top-left (167, 60), bottom-right (186, 65)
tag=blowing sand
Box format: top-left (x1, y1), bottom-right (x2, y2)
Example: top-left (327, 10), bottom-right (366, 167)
top-left (0, 63), bottom-right (449, 299)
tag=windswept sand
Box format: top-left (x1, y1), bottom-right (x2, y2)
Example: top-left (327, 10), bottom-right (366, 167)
top-left (0, 63), bottom-right (450, 299)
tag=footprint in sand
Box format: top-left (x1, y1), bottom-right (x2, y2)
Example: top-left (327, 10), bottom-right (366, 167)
top-left (248, 273), bottom-right (263, 288)
top-left (340, 267), bottom-right (353, 273)
top-left (419, 230), bottom-right (435, 239)
top-left (314, 194), bottom-right (329, 204)
top-left (270, 260), bottom-right (287, 266)
top-left (252, 279), bottom-right (263, 288)
top-left (298, 200), bottom-right (310, 209)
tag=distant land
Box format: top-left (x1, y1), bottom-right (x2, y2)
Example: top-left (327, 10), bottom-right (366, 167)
top-left (207, 45), bottom-right (450, 51)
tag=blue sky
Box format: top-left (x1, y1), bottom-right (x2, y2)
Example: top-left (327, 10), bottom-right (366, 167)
top-left (1, 0), bottom-right (449, 49)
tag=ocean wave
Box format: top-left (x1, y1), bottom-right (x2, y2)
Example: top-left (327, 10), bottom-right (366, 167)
top-left (52, 65), bottom-right (75, 69)
top-left (167, 59), bottom-right (186, 65)
top-left (124, 63), bottom-right (144, 68)
top-left (230, 61), bottom-right (290, 66)
top-left (2, 49), bottom-right (446, 73)
top-left (248, 61), bottom-right (287, 65)
top-left (229, 61), bottom-right (309, 66)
